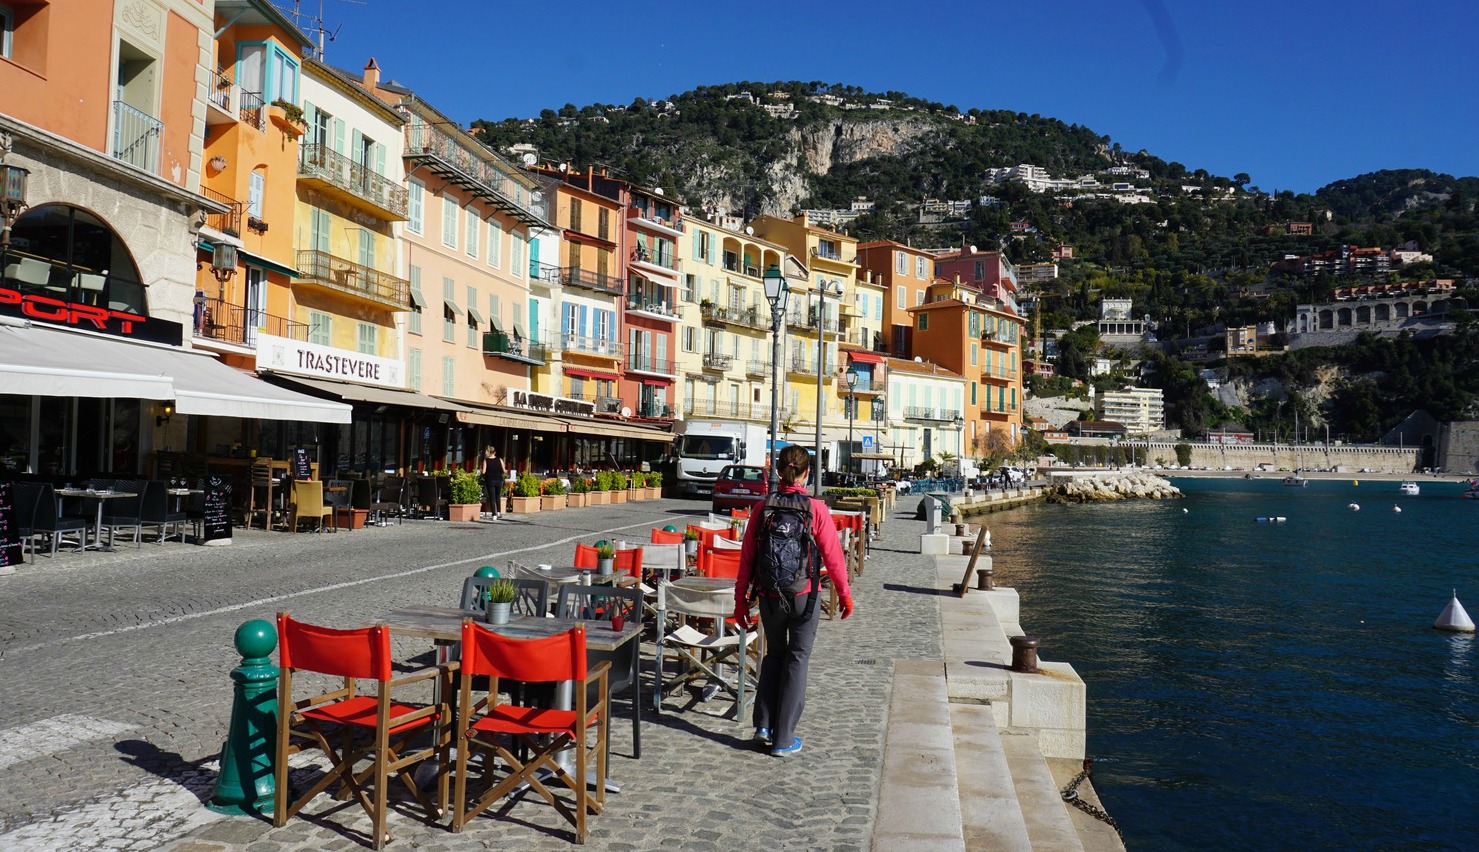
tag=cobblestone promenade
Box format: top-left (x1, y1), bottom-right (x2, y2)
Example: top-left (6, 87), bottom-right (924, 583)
top-left (0, 498), bottom-right (943, 851)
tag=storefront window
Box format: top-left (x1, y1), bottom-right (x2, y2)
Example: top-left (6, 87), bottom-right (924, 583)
top-left (0, 395), bottom-right (33, 473)
top-left (2, 205), bottom-right (147, 314)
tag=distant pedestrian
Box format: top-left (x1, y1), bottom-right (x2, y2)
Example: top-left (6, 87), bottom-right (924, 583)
top-left (733, 445), bottom-right (852, 756)
top-left (480, 446), bottom-right (505, 520)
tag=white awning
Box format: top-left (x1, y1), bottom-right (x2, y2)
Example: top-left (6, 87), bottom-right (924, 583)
top-left (271, 374), bottom-right (472, 414)
top-left (0, 321), bottom-right (352, 423)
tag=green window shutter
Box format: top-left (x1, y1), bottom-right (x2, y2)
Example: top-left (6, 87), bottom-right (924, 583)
top-left (374, 141), bottom-right (386, 178)
top-left (332, 118), bottom-right (345, 156)
top-left (351, 129), bottom-right (364, 166)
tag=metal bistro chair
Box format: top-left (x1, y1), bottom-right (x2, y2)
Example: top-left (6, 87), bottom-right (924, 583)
top-left (555, 584), bottom-right (644, 760)
top-left (31, 483), bottom-right (89, 556)
top-left (8, 481), bottom-right (43, 562)
top-left (653, 578), bottom-right (759, 720)
top-left (370, 475), bottom-right (404, 526)
top-left (139, 480), bottom-right (188, 543)
top-left (325, 479), bottom-right (354, 531)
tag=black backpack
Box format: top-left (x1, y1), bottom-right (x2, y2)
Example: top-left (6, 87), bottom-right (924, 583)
top-left (751, 491), bottom-right (820, 616)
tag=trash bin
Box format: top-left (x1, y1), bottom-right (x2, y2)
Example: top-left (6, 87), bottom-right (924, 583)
top-left (916, 493), bottom-right (950, 532)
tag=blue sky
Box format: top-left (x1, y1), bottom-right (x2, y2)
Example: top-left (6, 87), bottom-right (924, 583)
top-left (309, 0), bottom-right (1477, 194)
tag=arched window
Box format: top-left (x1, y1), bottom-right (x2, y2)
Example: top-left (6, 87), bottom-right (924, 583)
top-left (1, 204), bottom-right (147, 314)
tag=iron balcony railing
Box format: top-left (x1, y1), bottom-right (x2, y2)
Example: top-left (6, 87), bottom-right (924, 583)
top-left (745, 359), bottom-right (772, 377)
top-left (239, 90), bottom-right (265, 129)
top-left (788, 354), bottom-right (834, 378)
top-left (786, 308), bottom-right (841, 333)
top-left (626, 353), bottom-right (677, 375)
top-left (844, 378), bottom-right (881, 393)
top-left (483, 330), bottom-right (547, 364)
top-left (294, 249), bottom-right (410, 309)
top-left (560, 333), bottom-right (622, 359)
top-left (298, 142), bottom-right (409, 218)
top-left (208, 69), bottom-right (233, 113)
top-left (810, 246), bottom-right (843, 261)
top-left (904, 406), bottom-right (962, 423)
top-left (529, 261), bottom-right (563, 287)
top-left (626, 297), bottom-right (680, 319)
top-left (563, 266), bottom-right (624, 296)
top-left (201, 186), bottom-right (242, 234)
top-left (700, 302), bottom-right (730, 324)
top-left (193, 296), bottom-right (307, 346)
top-left (702, 352), bottom-right (733, 371)
top-left (112, 101), bottom-right (163, 174)
top-left (631, 203), bottom-right (682, 232)
top-left (981, 365), bottom-right (1019, 380)
top-left (630, 246), bottom-right (678, 271)
top-left (637, 401), bottom-right (675, 419)
top-left (404, 119), bottom-right (545, 225)
top-left (684, 399), bottom-right (791, 421)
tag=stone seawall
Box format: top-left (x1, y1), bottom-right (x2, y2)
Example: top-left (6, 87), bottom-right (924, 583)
top-left (1143, 442), bottom-right (1422, 474)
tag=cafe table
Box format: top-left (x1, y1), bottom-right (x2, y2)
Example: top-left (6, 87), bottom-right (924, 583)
top-left (54, 487), bottom-right (138, 552)
top-left (370, 605), bottom-right (640, 792)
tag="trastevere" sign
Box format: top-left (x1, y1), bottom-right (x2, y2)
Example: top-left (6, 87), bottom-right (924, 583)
top-left (256, 333), bottom-right (405, 388)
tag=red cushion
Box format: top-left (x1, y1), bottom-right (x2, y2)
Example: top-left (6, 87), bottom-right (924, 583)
top-left (302, 695), bottom-right (436, 735)
top-left (469, 704), bottom-right (598, 737)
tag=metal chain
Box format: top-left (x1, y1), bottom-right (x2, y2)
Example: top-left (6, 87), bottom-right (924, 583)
top-left (1060, 757), bottom-right (1124, 841)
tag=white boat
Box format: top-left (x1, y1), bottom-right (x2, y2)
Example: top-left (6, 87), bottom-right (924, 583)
top-left (1462, 479), bottom-right (1479, 500)
top-left (1398, 481), bottom-right (1420, 496)
top-left (1282, 472), bottom-right (1308, 487)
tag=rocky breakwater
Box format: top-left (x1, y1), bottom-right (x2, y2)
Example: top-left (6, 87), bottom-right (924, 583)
top-left (1047, 472), bottom-right (1182, 504)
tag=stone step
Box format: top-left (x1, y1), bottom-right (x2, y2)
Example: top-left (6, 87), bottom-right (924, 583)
top-left (1000, 729), bottom-right (1086, 852)
top-left (949, 703), bottom-right (1032, 851)
top-left (871, 660), bottom-right (967, 851)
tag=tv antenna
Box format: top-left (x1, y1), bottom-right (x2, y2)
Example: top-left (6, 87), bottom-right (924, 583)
top-left (279, 0), bottom-right (364, 61)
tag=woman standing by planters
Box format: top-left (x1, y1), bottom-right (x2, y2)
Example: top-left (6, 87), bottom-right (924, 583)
top-left (480, 446), bottom-right (506, 520)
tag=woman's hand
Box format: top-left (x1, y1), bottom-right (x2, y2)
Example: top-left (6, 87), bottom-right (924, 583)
top-left (732, 601), bottom-right (752, 630)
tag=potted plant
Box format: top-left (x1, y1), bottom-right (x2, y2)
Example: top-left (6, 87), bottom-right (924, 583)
top-left (447, 468), bottom-right (483, 522)
top-left (510, 473), bottom-right (542, 514)
top-left (567, 476), bottom-right (590, 508)
top-left (540, 477), bottom-right (567, 511)
top-left (683, 528), bottom-right (700, 558)
top-left (268, 98), bottom-right (306, 137)
top-left (644, 471), bottom-right (663, 500)
top-left (595, 542), bottom-right (615, 576)
top-left (588, 474), bottom-right (610, 506)
top-left (609, 470), bottom-right (629, 504)
top-left (484, 578), bottom-right (517, 625)
top-left (628, 470), bottom-right (646, 501)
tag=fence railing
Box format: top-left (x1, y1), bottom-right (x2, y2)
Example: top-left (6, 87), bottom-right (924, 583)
top-left (193, 297), bottom-right (307, 346)
top-left (294, 249), bottom-right (409, 307)
top-left (200, 186), bottom-right (242, 235)
top-left (745, 360), bottom-right (772, 377)
top-left (298, 142), bottom-right (409, 218)
top-left (238, 90), bottom-right (264, 129)
top-left (560, 334), bottom-right (623, 359)
top-left (626, 353), bottom-right (676, 375)
top-left (112, 101), bottom-right (163, 173)
top-left (404, 119), bottom-right (544, 223)
top-left (208, 69), bottom-right (233, 113)
top-left (702, 352), bottom-right (733, 371)
top-left (630, 246), bottom-right (678, 271)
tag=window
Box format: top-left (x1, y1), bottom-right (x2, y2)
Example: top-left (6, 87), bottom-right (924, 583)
top-left (407, 265), bottom-right (423, 335)
top-left (441, 196), bottom-right (457, 249)
top-left (358, 229), bottom-right (375, 269)
top-left (0, 6), bottom-right (12, 59)
top-left (597, 207), bottom-right (610, 241)
top-left (310, 207), bottom-right (330, 252)
top-left (916, 256), bottom-right (927, 279)
top-left (490, 294), bottom-right (501, 329)
top-left (971, 382), bottom-right (978, 405)
top-left (407, 348), bottom-right (422, 391)
top-left (442, 356), bottom-right (455, 397)
top-left (974, 260), bottom-right (985, 281)
top-left (896, 285), bottom-right (905, 309)
top-left (895, 251), bottom-right (906, 274)
top-left (465, 210), bottom-right (478, 258)
top-left (487, 219), bottom-right (501, 267)
top-left (357, 322), bottom-right (376, 355)
top-left (511, 232), bottom-right (524, 277)
top-left (406, 178), bottom-right (424, 234)
top-left (466, 286), bottom-right (479, 348)
top-left (682, 326), bottom-right (697, 352)
top-left (970, 343), bottom-right (978, 365)
top-left (917, 313), bottom-right (928, 331)
top-left (443, 277), bottom-right (456, 342)
top-left (915, 289), bottom-right (925, 306)
top-left (247, 170), bottom-right (265, 219)
top-left (267, 45), bottom-right (299, 103)
top-left (569, 198), bottom-right (583, 233)
top-left (308, 310), bottom-right (331, 346)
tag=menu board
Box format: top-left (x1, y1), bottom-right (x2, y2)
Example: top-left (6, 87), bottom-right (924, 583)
top-left (292, 447), bottom-right (313, 480)
top-left (200, 474), bottom-right (232, 543)
top-left (0, 481), bottom-right (20, 569)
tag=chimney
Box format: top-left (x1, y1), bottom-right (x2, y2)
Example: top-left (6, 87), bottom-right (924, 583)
top-left (363, 58), bottom-right (380, 90)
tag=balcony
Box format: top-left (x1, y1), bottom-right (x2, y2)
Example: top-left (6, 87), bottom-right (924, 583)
top-left (629, 204), bottom-right (684, 238)
top-left (684, 399), bottom-right (790, 421)
top-left (625, 297), bottom-right (681, 322)
top-left (745, 359), bottom-right (772, 378)
top-left (560, 334), bottom-right (622, 360)
top-left (700, 302), bottom-right (729, 326)
top-left (206, 70), bottom-right (235, 125)
top-left (786, 308), bottom-right (842, 335)
top-left (980, 365), bottom-right (1019, 381)
top-left (786, 355), bottom-right (834, 381)
top-left (563, 266), bottom-right (624, 297)
top-left (844, 378), bottom-right (883, 395)
top-left (904, 406), bottom-right (962, 423)
top-left (637, 400), bottom-right (676, 420)
top-left (193, 297), bottom-right (307, 347)
top-left (294, 249), bottom-right (410, 310)
top-left (239, 90), bottom-right (265, 130)
top-left (483, 330), bottom-right (546, 365)
top-left (201, 186), bottom-right (242, 235)
top-left (702, 352), bottom-right (733, 372)
top-left (630, 246), bottom-right (680, 278)
top-left (112, 101), bottom-right (163, 174)
top-left (404, 119), bottom-right (546, 226)
top-left (626, 353), bottom-right (678, 378)
top-left (298, 142), bottom-right (408, 221)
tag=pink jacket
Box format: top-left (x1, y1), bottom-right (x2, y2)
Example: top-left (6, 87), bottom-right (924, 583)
top-left (734, 483), bottom-right (851, 606)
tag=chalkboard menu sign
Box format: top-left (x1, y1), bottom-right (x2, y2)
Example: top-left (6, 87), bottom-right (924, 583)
top-left (0, 481), bottom-right (20, 569)
top-left (200, 474), bottom-right (232, 543)
top-left (292, 447), bottom-right (313, 480)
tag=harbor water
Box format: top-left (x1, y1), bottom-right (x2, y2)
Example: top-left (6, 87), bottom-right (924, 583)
top-left (985, 477), bottom-right (1479, 850)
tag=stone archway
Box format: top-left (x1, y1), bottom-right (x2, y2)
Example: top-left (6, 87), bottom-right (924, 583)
top-left (1375, 303), bottom-right (1391, 322)
top-left (4, 203), bottom-right (148, 314)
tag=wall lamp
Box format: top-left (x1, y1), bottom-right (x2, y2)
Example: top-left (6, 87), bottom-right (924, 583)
top-left (157, 402), bottom-right (175, 427)
top-left (0, 150), bottom-right (31, 250)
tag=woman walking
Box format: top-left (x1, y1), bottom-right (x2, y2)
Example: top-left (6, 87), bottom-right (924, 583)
top-left (733, 445), bottom-right (853, 756)
top-left (480, 445), bottom-right (505, 520)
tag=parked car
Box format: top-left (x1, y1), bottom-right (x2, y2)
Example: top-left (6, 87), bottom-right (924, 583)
top-left (712, 464), bottom-right (770, 514)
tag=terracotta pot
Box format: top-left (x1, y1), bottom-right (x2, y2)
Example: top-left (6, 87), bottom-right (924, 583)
top-left (567, 493), bottom-right (588, 508)
top-left (610, 490), bottom-right (627, 504)
top-left (540, 494), bottom-right (567, 511)
top-left (510, 496), bottom-right (540, 514)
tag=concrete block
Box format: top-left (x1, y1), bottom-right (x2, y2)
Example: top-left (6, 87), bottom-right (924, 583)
top-left (950, 704), bottom-right (1033, 852)
top-left (1032, 727), bottom-right (1086, 761)
top-left (944, 662), bottom-right (1010, 703)
top-left (873, 661), bottom-right (966, 850)
top-left (1007, 663), bottom-right (1085, 733)
top-left (920, 533), bottom-right (951, 555)
top-left (1000, 731), bottom-right (1086, 852)
top-left (984, 586), bottom-right (1019, 625)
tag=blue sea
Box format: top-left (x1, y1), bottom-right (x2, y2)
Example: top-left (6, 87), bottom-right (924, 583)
top-left (985, 477), bottom-right (1479, 851)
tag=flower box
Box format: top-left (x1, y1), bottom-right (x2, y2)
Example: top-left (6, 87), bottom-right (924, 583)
top-left (645, 486), bottom-right (662, 500)
top-left (334, 508), bottom-right (369, 529)
top-left (567, 492), bottom-right (588, 509)
top-left (588, 490), bottom-right (609, 506)
top-left (510, 495), bottom-right (540, 514)
top-left (540, 494), bottom-right (566, 511)
top-left (610, 490), bottom-right (627, 504)
top-left (446, 503), bottom-right (480, 523)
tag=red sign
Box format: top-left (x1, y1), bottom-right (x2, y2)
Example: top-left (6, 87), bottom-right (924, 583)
top-left (0, 285), bottom-right (183, 345)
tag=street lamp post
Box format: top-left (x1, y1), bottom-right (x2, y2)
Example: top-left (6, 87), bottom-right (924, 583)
top-left (762, 264), bottom-right (790, 492)
top-left (814, 279), bottom-right (842, 496)
top-left (844, 370), bottom-right (858, 484)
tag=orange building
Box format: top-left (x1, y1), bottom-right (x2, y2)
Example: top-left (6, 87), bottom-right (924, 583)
top-left (858, 239), bottom-right (935, 358)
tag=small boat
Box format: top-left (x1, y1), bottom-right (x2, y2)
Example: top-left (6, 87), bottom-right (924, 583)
top-left (1281, 472), bottom-right (1308, 487)
top-left (1398, 481), bottom-right (1420, 496)
top-left (1462, 479), bottom-right (1479, 500)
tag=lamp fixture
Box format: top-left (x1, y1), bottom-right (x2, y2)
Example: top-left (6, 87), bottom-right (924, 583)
top-left (156, 402), bottom-right (175, 427)
top-left (762, 263), bottom-right (789, 312)
top-left (0, 154), bottom-right (31, 250)
top-left (209, 242), bottom-right (237, 284)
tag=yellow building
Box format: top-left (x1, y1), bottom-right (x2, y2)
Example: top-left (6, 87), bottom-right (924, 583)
top-left (678, 214), bottom-right (787, 426)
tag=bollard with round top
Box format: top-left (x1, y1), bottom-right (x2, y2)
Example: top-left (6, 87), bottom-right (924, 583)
top-left (1009, 635), bottom-right (1040, 674)
top-left (473, 565), bottom-right (499, 604)
top-left (208, 619), bottom-right (278, 815)
top-left (662, 524), bottom-right (678, 533)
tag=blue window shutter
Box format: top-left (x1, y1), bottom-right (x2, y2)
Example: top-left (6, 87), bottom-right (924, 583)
top-left (578, 305), bottom-right (588, 337)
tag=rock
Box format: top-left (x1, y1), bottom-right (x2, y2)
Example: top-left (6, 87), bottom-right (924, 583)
top-left (1045, 472), bottom-right (1183, 504)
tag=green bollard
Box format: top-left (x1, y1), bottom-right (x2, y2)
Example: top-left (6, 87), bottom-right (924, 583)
top-left (208, 619), bottom-right (278, 816)
top-left (662, 525), bottom-right (678, 533)
top-left (474, 565), bottom-right (499, 604)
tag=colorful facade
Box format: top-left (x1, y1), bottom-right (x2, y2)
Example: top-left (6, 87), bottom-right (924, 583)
top-left (858, 239), bottom-right (935, 358)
